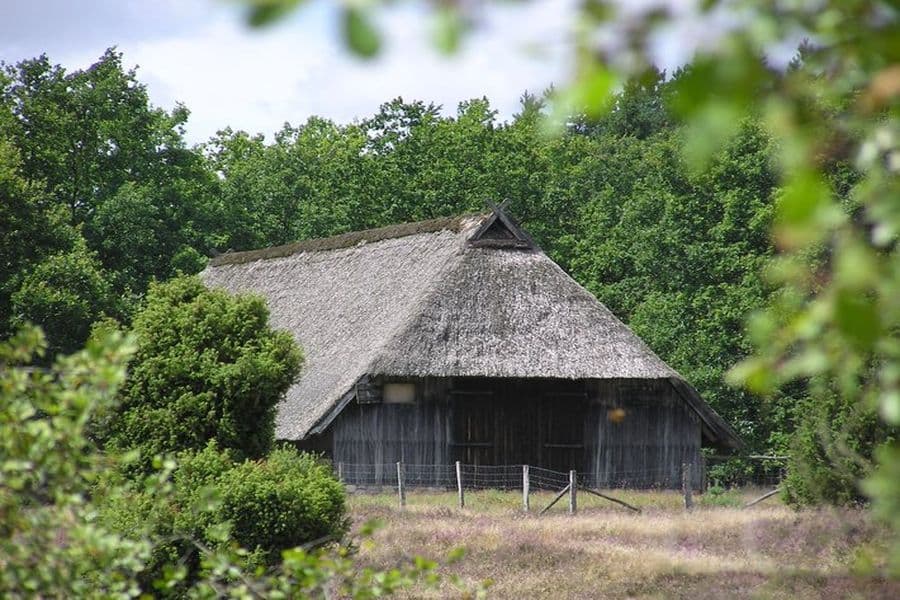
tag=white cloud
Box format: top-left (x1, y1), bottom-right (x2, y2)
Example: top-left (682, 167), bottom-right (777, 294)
top-left (0, 0), bottom-right (573, 145)
top-left (4, 0), bottom-right (776, 146)
top-left (120, 0), bottom-right (576, 143)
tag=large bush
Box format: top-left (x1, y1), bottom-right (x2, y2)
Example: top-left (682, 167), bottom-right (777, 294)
top-left (98, 442), bottom-right (347, 593)
top-left (166, 442), bottom-right (347, 566)
top-left (102, 276), bottom-right (303, 467)
top-left (219, 447), bottom-right (347, 561)
top-left (782, 388), bottom-right (895, 506)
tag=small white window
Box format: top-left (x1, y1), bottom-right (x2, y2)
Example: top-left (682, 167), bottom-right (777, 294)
top-left (383, 382), bottom-right (416, 404)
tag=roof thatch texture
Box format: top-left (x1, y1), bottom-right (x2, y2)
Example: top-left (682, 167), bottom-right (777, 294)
top-left (202, 210), bottom-right (740, 447)
top-left (370, 248), bottom-right (677, 378)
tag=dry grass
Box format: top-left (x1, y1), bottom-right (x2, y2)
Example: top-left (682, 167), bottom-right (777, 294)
top-left (347, 489), bottom-right (898, 599)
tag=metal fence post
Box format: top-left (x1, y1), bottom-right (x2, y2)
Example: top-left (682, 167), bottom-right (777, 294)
top-left (456, 461), bottom-right (465, 508)
top-left (397, 461), bottom-right (406, 509)
top-left (568, 470), bottom-right (577, 515)
top-left (337, 461), bottom-right (343, 483)
top-left (522, 464), bottom-right (530, 512)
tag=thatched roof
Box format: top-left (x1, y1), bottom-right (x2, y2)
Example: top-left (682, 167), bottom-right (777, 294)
top-left (202, 208), bottom-right (741, 448)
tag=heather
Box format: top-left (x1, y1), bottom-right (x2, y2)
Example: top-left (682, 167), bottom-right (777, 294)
top-left (349, 490), bottom-right (898, 599)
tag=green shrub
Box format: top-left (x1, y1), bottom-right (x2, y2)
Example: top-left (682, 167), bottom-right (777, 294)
top-left (100, 275), bottom-right (303, 470)
top-left (219, 447), bottom-right (347, 562)
top-left (97, 442), bottom-right (347, 592)
top-left (8, 238), bottom-right (113, 356)
top-left (782, 389), bottom-right (895, 506)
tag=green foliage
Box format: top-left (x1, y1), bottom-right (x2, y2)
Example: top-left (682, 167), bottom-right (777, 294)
top-left (102, 276), bottom-right (303, 467)
top-left (343, 6), bottom-right (381, 58)
top-left (244, 0), bottom-right (307, 28)
top-left (90, 181), bottom-right (214, 294)
top-left (218, 446), bottom-right (347, 562)
top-left (782, 389), bottom-right (893, 506)
top-left (0, 325), bottom-right (153, 598)
top-left (1, 327), bottom-right (456, 597)
top-left (0, 138), bottom-right (111, 355)
top-left (204, 119), bottom-right (370, 249)
top-left (1, 50), bottom-right (193, 225)
top-left (0, 49), bottom-right (221, 353)
top-left (9, 237), bottom-right (113, 356)
top-left (0, 139), bottom-right (76, 290)
top-left (865, 443), bottom-right (900, 576)
top-left (98, 442), bottom-right (347, 593)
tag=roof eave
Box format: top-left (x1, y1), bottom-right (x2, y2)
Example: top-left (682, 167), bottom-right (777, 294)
top-left (667, 377), bottom-right (744, 450)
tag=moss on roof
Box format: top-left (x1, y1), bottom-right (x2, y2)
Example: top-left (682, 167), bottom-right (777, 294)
top-left (209, 212), bottom-right (486, 267)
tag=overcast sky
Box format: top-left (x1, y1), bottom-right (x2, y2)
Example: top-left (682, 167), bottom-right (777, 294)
top-left (0, 1), bottom-right (756, 145)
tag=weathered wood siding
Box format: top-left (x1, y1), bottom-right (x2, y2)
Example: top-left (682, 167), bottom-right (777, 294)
top-left (330, 378), bottom-right (452, 485)
top-left (585, 379), bottom-right (703, 488)
top-left (325, 376), bottom-right (703, 488)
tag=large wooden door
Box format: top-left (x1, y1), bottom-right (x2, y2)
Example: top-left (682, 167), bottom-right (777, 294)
top-left (449, 379), bottom-right (588, 472)
top-left (542, 393), bottom-right (587, 473)
top-left (450, 391), bottom-right (496, 464)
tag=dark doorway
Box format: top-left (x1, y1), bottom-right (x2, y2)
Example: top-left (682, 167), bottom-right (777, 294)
top-left (449, 378), bottom-right (588, 472)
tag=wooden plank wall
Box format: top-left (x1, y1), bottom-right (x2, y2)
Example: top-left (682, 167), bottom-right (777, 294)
top-left (584, 379), bottom-right (703, 489)
top-left (328, 376), bottom-right (704, 488)
top-left (331, 378), bottom-right (452, 485)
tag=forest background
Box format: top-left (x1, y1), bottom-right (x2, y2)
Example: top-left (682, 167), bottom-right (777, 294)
top-left (0, 44), bottom-right (886, 501)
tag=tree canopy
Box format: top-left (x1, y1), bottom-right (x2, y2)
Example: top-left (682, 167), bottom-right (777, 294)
top-left (0, 49), bottom-right (231, 357)
top-left (1, 50), bottom-right (800, 462)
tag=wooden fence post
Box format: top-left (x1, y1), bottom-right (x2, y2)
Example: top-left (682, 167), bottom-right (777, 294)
top-left (522, 465), bottom-right (530, 512)
top-left (682, 463), bottom-right (693, 511)
top-left (700, 454), bottom-right (707, 492)
top-left (568, 470), bottom-right (577, 515)
top-left (337, 462), bottom-right (343, 483)
top-left (456, 461), bottom-right (465, 509)
top-left (397, 461), bottom-right (406, 509)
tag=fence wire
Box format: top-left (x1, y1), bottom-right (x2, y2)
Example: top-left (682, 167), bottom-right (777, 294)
top-left (706, 455), bottom-right (787, 488)
top-left (335, 462), bottom-right (719, 492)
top-left (337, 458), bottom-right (786, 492)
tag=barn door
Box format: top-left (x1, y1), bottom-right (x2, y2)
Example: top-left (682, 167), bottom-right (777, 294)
top-left (450, 391), bottom-right (495, 465)
top-left (542, 393), bottom-right (587, 473)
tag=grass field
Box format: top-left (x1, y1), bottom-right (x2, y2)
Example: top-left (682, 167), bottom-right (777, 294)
top-left (347, 489), bottom-right (898, 599)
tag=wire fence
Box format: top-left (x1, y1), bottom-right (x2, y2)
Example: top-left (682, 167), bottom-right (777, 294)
top-left (337, 459), bottom-right (788, 515)
top-left (337, 457), bottom-right (788, 492)
top-left (706, 455), bottom-right (788, 488)
top-left (338, 462), bottom-right (704, 491)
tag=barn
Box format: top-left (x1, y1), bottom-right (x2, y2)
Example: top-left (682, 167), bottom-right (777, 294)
top-left (201, 206), bottom-right (741, 489)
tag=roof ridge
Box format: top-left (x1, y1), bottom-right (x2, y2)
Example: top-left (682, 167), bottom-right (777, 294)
top-left (209, 211), bottom-right (488, 267)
